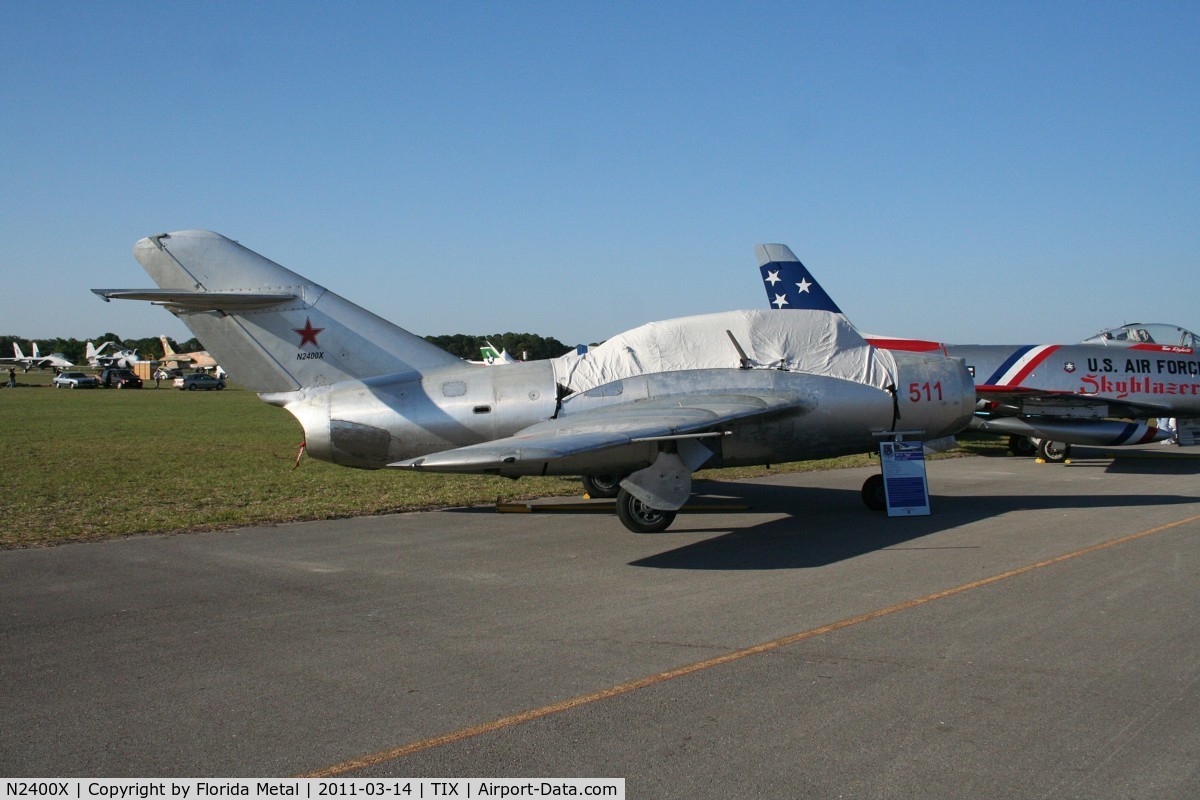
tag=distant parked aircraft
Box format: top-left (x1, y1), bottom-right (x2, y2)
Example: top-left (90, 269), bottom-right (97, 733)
top-left (84, 340), bottom-right (140, 368)
top-left (1, 342), bottom-right (73, 372)
top-left (469, 342), bottom-right (518, 365)
top-left (83, 340), bottom-right (140, 370)
top-left (159, 336), bottom-right (217, 370)
top-left (85, 340), bottom-right (114, 366)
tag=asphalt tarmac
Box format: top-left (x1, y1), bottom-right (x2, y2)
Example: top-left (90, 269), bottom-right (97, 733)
top-left (3, 446), bottom-right (1199, 797)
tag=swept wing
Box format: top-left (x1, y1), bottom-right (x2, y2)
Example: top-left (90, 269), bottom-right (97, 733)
top-left (393, 391), bottom-right (809, 475)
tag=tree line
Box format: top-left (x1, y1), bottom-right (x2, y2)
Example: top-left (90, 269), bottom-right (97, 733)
top-left (1, 331), bottom-right (572, 366)
top-left (423, 332), bottom-right (571, 361)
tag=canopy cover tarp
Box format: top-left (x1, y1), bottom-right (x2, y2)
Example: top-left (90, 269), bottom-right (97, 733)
top-left (552, 309), bottom-right (897, 394)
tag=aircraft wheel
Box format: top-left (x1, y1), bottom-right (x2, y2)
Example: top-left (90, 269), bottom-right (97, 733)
top-left (861, 473), bottom-right (886, 511)
top-left (1008, 435), bottom-right (1037, 457)
top-left (1037, 439), bottom-right (1071, 463)
top-left (616, 488), bottom-right (676, 533)
top-left (582, 474), bottom-right (621, 499)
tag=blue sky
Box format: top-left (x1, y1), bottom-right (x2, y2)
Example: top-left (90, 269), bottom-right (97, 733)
top-left (2, 1), bottom-right (1196, 347)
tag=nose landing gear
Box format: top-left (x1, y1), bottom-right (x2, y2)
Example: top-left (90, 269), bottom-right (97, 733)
top-left (861, 473), bottom-right (886, 511)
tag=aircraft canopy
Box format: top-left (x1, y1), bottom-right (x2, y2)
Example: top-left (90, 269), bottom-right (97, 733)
top-left (1081, 323), bottom-right (1199, 349)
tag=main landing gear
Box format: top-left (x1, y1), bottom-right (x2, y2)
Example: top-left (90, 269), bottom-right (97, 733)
top-left (1008, 434), bottom-right (1071, 462)
top-left (1007, 435), bottom-right (1037, 457)
top-left (616, 473), bottom-right (892, 530)
top-left (1035, 439), bottom-right (1071, 463)
top-left (612, 472), bottom-right (892, 532)
top-left (584, 474), bottom-right (674, 532)
top-left (582, 474), bottom-right (622, 499)
top-left (615, 488), bottom-right (677, 533)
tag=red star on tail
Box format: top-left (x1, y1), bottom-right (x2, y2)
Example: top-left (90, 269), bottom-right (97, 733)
top-left (294, 317), bottom-right (324, 348)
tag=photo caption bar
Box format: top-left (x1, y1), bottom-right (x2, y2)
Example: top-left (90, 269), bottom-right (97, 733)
top-left (0, 780), bottom-right (625, 800)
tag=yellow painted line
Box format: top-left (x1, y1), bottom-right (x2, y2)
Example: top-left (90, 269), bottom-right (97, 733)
top-left (299, 512), bottom-right (1200, 778)
top-left (496, 502), bottom-right (608, 513)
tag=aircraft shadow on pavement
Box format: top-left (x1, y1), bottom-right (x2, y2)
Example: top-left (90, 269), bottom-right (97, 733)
top-left (1102, 457), bottom-right (1200, 475)
top-left (629, 478), bottom-right (1197, 571)
top-left (1065, 447), bottom-right (1200, 476)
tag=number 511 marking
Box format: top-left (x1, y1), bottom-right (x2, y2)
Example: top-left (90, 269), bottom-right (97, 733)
top-left (908, 381), bottom-right (943, 402)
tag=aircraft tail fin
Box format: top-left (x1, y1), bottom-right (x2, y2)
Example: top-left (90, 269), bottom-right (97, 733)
top-left (85, 341), bottom-right (108, 362)
top-left (756, 245), bottom-right (948, 355)
top-left (94, 230), bottom-right (462, 393)
top-left (159, 336), bottom-right (176, 358)
top-left (13, 343), bottom-right (24, 359)
top-left (755, 244), bottom-right (845, 317)
top-left (480, 341), bottom-right (518, 365)
top-left (31, 342), bottom-right (40, 359)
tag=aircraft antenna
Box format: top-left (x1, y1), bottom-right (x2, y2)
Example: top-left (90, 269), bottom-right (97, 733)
top-left (725, 330), bottom-right (751, 369)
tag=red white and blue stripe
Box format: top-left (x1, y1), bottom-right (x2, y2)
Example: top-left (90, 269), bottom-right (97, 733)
top-left (1108, 421), bottom-right (1167, 446)
top-left (984, 345), bottom-right (1061, 386)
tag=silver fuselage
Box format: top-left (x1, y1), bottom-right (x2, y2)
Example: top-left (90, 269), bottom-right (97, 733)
top-left (273, 351), bottom-right (974, 475)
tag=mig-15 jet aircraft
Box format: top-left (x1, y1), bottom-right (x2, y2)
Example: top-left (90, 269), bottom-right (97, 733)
top-left (758, 253), bottom-right (1192, 461)
top-left (95, 230), bottom-right (975, 532)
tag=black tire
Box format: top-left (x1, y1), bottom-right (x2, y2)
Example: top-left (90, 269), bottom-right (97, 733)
top-left (582, 474), bottom-right (621, 499)
top-left (216, 383), bottom-right (225, 390)
top-left (1037, 439), bottom-right (1071, 463)
top-left (861, 473), bottom-right (886, 511)
top-left (616, 488), bottom-right (676, 533)
top-left (1008, 435), bottom-right (1037, 457)
top-left (188, 384), bottom-right (197, 391)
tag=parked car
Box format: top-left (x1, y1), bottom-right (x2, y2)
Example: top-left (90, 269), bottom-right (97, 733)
top-left (174, 373), bottom-right (226, 391)
top-left (99, 368), bottom-right (143, 389)
top-left (52, 371), bottom-right (100, 389)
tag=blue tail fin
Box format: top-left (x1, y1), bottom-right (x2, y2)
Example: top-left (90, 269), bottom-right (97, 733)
top-left (755, 244), bottom-right (842, 314)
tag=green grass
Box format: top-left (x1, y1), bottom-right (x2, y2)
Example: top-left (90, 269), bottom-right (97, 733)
top-left (0, 373), bottom-right (1001, 548)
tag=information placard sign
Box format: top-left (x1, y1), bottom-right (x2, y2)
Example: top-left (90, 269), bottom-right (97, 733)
top-left (879, 441), bottom-right (931, 516)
